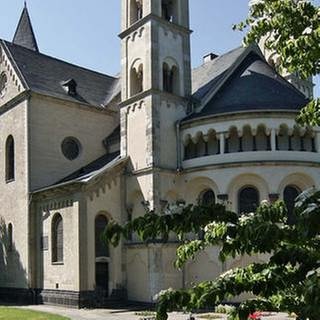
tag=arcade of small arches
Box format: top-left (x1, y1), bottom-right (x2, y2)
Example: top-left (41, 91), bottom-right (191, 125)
top-left (130, 58), bottom-right (180, 97)
top-left (183, 124), bottom-right (317, 160)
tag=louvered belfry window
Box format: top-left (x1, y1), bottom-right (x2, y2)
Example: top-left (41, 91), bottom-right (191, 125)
top-left (52, 214), bottom-right (63, 263)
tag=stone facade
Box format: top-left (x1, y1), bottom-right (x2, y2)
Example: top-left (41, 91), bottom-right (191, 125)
top-left (0, 0), bottom-right (318, 308)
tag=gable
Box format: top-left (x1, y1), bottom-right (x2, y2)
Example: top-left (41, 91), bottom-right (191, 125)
top-left (0, 43), bottom-right (27, 107)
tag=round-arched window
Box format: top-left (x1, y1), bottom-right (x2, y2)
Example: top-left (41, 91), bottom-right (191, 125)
top-left (0, 72), bottom-right (8, 98)
top-left (200, 189), bottom-right (215, 206)
top-left (284, 185), bottom-right (301, 224)
top-left (95, 215), bottom-right (109, 258)
top-left (61, 137), bottom-right (81, 160)
top-left (238, 186), bottom-right (259, 214)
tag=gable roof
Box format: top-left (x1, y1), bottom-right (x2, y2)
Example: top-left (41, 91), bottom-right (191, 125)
top-left (12, 5), bottom-right (39, 52)
top-left (186, 46), bottom-right (308, 122)
top-left (1, 40), bottom-right (120, 108)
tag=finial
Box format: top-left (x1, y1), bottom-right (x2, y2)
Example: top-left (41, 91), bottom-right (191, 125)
top-left (24, 1), bottom-right (27, 8)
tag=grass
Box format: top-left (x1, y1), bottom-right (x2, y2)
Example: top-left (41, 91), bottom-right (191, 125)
top-left (0, 307), bottom-right (70, 320)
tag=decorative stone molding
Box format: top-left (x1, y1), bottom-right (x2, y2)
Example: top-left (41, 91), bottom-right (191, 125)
top-left (39, 199), bottom-right (73, 212)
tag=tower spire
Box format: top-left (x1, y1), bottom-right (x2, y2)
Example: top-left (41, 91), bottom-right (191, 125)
top-left (13, 3), bottom-right (39, 52)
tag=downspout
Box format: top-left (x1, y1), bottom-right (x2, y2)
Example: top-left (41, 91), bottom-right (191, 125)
top-left (176, 119), bottom-right (183, 172)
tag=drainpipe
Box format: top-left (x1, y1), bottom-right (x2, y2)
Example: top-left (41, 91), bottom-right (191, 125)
top-left (176, 119), bottom-right (183, 172)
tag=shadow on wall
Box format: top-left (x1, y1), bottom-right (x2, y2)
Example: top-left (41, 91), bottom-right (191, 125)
top-left (0, 216), bottom-right (29, 304)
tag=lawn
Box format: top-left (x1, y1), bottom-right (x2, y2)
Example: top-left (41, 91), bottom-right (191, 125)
top-left (0, 307), bottom-right (70, 320)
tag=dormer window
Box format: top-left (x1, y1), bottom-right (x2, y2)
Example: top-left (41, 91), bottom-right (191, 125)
top-left (61, 79), bottom-right (77, 96)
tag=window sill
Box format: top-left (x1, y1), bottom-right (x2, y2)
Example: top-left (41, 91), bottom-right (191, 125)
top-left (52, 262), bottom-right (64, 266)
top-left (6, 179), bottom-right (15, 184)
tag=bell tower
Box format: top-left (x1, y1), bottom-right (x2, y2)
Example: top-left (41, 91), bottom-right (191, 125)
top-left (120, 0), bottom-right (191, 209)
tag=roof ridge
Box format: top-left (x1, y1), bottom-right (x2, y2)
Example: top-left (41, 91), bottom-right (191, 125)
top-left (4, 40), bottom-right (118, 81)
top-left (193, 45), bottom-right (244, 72)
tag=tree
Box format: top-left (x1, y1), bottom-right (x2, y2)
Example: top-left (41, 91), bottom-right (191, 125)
top-left (104, 189), bottom-right (320, 320)
top-left (235, 0), bottom-right (320, 126)
top-left (104, 1), bottom-right (320, 319)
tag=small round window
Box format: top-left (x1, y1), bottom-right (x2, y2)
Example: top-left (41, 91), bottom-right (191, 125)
top-left (61, 137), bottom-right (81, 160)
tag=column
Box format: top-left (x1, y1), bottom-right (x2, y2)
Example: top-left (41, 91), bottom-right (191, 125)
top-left (219, 133), bottom-right (225, 154)
top-left (271, 128), bottom-right (276, 151)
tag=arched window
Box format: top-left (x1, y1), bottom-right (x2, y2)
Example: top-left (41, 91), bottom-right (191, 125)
top-left (130, 63), bottom-right (143, 96)
top-left (130, 0), bottom-right (143, 25)
top-left (8, 223), bottom-right (13, 252)
top-left (163, 63), bottom-right (180, 95)
top-left (52, 214), bottom-right (63, 263)
top-left (184, 140), bottom-right (197, 160)
top-left (200, 189), bottom-right (216, 206)
top-left (238, 187), bottom-right (259, 214)
top-left (161, 0), bottom-right (178, 23)
top-left (284, 185), bottom-right (300, 224)
top-left (5, 135), bottom-right (15, 182)
top-left (95, 215), bottom-right (109, 258)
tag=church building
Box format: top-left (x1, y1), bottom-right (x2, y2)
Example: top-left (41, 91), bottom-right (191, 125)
top-left (0, 0), bottom-right (317, 307)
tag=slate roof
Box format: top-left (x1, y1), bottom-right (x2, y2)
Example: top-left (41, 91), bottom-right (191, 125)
top-left (187, 49), bottom-right (308, 122)
top-left (192, 46), bottom-right (246, 101)
top-left (2, 40), bottom-right (120, 108)
top-left (12, 5), bottom-right (39, 52)
top-left (103, 125), bottom-right (120, 148)
top-left (57, 151), bottom-right (120, 184)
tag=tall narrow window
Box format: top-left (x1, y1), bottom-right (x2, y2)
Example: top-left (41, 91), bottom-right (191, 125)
top-left (8, 223), bottom-right (13, 252)
top-left (130, 63), bottom-right (143, 96)
top-left (162, 0), bottom-right (177, 23)
top-left (238, 187), bottom-right (259, 214)
top-left (130, 0), bottom-right (143, 25)
top-left (5, 135), bottom-right (15, 182)
top-left (95, 215), bottom-right (109, 258)
top-left (52, 214), bottom-right (63, 263)
top-left (95, 215), bottom-right (109, 296)
top-left (284, 185), bottom-right (300, 224)
top-left (163, 62), bottom-right (180, 95)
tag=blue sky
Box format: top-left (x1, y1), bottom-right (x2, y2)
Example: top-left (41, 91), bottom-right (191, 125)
top-left (1, 0), bottom-right (319, 96)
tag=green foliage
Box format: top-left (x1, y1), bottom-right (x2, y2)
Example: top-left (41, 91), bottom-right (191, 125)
top-left (234, 0), bottom-right (320, 127)
top-left (234, 0), bottom-right (320, 79)
top-left (103, 203), bottom-right (237, 247)
top-left (214, 304), bottom-right (236, 315)
top-left (104, 189), bottom-right (320, 320)
top-left (297, 98), bottom-right (320, 126)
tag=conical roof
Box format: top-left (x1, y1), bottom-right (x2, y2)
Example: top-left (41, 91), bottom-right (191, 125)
top-left (12, 3), bottom-right (39, 52)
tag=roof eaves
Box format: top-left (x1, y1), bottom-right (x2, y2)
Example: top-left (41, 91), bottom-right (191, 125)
top-left (181, 108), bottom-right (300, 126)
